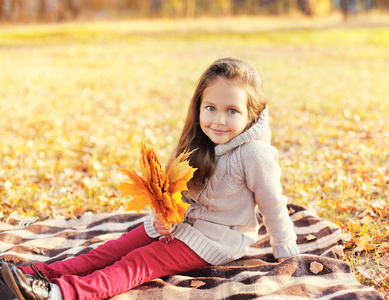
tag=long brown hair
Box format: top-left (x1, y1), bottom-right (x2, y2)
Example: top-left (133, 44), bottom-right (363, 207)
top-left (174, 58), bottom-right (268, 185)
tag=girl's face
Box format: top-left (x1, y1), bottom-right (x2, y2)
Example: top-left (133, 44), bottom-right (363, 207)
top-left (200, 78), bottom-right (249, 145)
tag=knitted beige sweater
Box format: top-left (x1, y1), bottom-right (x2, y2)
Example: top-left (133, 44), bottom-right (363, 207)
top-left (145, 107), bottom-right (299, 265)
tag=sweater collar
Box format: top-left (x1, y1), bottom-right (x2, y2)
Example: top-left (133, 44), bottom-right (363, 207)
top-left (215, 106), bottom-right (270, 157)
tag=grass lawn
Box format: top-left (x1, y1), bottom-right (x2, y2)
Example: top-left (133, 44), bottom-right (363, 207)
top-left (0, 14), bottom-right (388, 296)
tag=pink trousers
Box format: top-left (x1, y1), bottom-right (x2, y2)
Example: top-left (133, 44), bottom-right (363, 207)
top-left (19, 224), bottom-right (209, 300)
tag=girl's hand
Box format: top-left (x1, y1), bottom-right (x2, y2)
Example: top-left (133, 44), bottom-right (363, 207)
top-left (153, 214), bottom-right (173, 236)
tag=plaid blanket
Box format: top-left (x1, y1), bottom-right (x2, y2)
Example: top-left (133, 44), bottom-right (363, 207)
top-left (0, 204), bottom-right (383, 299)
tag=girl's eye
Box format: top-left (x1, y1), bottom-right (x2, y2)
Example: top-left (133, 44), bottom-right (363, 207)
top-left (206, 106), bottom-right (216, 112)
top-left (228, 108), bottom-right (238, 114)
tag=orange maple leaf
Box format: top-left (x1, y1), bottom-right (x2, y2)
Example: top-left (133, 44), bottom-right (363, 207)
top-left (117, 143), bottom-right (195, 227)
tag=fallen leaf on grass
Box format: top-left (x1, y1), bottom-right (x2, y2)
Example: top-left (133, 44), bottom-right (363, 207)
top-left (357, 266), bottom-right (380, 284)
top-left (354, 242), bottom-right (367, 252)
top-left (379, 253), bottom-right (389, 268)
top-left (342, 233), bottom-right (352, 242)
top-left (353, 240), bottom-right (376, 252)
top-left (310, 261), bottom-right (324, 274)
top-left (347, 218), bottom-right (362, 232)
top-left (378, 242), bottom-right (389, 254)
top-left (191, 280), bottom-right (206, 288)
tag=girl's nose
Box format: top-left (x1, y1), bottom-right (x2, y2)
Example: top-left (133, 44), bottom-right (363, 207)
top-left (213, 114), bottom-right (225, 125)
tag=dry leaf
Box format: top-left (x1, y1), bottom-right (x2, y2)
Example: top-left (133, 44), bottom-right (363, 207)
top-left (357, 266), bottom-right (380, 283)
top-left (294, 214), bottom-right (303, 221)
top-left (117, 143), bottom-right (195, 227)
top-left (310, 261), bottom-right (324, 274)
top-left (27, 246), bottom-right (46, 255)
top-left (342, 233), bottom-right (352, 242)
top-left (378, 242), bottom-right (389, 254)
top-left (354, 241), bottom-right (367, 252)
top-left (353, 234), bottom-right (375, 252)
top-left (190, 280), bottom-right (206, 288)
top-left (379, 253), bottom-right (389, 268)
top-left (305, 234), bottom-right (316, 241)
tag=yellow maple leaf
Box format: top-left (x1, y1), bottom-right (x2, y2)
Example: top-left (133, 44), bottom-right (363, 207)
top-left (117, 142), bottom-right (195, 227)
top-left (166, 149), bottom-right (197, 195)
top-left (116, 168), bottom-right (151, 214)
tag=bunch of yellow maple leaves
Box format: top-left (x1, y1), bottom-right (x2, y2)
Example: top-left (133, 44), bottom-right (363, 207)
top-left (116, 143), bottom-right (195, 231)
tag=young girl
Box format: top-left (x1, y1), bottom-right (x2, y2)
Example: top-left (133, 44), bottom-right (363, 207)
top-left (1, 57), bottom-right (299, 300)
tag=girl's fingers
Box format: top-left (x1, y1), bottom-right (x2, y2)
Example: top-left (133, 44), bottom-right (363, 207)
top-left (155, 223), bottom-right (172, 235)
top-left (154, 214), bottom-right (172, 235)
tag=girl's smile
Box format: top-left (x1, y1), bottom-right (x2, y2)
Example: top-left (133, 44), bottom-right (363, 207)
top-left (211, 128), bottom-right (227, 135)
top-left (200, 78), bottom-right (249, 145)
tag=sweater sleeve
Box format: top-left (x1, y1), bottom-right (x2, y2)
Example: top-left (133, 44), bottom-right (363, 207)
top-left (243, 141), bottom-right (300, 259)
top-left (144, 209), bottom-right (178, 239)
top-left (144, 210), bottom-right (161, 238)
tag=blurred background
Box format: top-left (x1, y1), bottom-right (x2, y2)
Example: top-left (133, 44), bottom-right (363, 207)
top-left (0, 0), bottom-right (388, 22)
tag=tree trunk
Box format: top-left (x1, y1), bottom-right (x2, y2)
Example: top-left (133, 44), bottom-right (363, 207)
top-left (185, 0), bottom-right (196, 17)
top-left (38, 0), bottom-right (47, 21)
top-left (65, 0), bottom-right (79, 17)
top-left (0, 0), bottom-right (4, 21)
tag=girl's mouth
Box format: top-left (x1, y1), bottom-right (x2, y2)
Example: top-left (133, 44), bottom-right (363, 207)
top-left (211, 128), bottom-right (227, 135)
